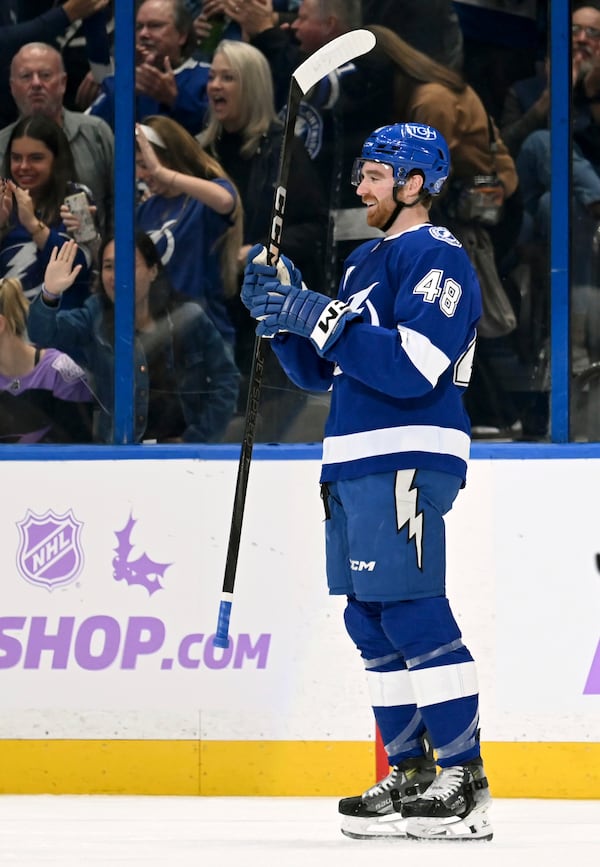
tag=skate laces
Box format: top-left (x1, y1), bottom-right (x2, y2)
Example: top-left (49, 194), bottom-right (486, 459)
top-left (363, 767), bottom-right (400, 799)
top-left (421, 766), bottom-right (465, 802)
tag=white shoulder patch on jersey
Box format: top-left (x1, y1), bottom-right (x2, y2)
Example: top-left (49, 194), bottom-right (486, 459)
top-left (51, 352), bottom-right (87, 383)
top-left (429, 226), bottom-right (461, 248)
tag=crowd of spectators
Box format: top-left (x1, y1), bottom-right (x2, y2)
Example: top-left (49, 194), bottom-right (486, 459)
top-left (198, 36), bottom-right (328, 439)
top-left (2, 0), bottom-right (599, 445)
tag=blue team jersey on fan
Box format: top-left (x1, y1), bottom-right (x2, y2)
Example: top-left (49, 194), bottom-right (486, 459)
top-left (136, 180), bottom-right (236, 344)
top-left (87, 58), bottom-right (210, 135)
top-left (271, 223), bottom-right (482, 482)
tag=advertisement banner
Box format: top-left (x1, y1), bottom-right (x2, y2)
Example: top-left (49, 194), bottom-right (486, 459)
top-left (1, 455), bottom-right (599, 744)
top-left (0, 460), bottom-right (363, 727)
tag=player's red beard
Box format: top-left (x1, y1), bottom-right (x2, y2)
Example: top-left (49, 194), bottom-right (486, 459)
top-left (364, 196), bottom-right (396, 229)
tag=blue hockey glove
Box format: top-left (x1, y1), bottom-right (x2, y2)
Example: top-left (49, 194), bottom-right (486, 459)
top-left (241, 244), bottom-right (303, 313)
top-left (256, 318), bottom-right (285, 339)
top-left (250, 281), bottom-right (359, 354)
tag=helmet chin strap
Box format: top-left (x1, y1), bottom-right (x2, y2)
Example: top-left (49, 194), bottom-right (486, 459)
top-left (381, 186), bottom-right (426, 232)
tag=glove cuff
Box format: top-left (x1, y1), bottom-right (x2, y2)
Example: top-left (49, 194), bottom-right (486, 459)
top-left (309, 299), bottom-right (355, 352)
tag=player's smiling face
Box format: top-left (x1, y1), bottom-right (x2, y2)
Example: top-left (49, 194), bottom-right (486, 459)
top-left (355, 161), bottom-right (397, 228)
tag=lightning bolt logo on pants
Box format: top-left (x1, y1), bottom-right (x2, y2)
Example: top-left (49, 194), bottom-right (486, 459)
top-left (394, 470), bottom-right (424, 569)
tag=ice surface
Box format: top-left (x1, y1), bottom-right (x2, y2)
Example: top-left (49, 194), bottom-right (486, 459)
top-left (0, 796), bottom-right (598, 866)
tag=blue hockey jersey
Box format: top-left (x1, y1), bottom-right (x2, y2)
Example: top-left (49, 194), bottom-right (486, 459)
top-left (87, 58), bottom-right (210, 135)
top-left (136, 180), bottom-right (237, 345)
top-left (270, 223), bottom-right (482, 482)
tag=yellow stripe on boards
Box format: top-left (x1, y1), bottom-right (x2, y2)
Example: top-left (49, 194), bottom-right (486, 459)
top-left (0, 740), bottom-right (598, 798)
top-left (0, 741), bottom-right (373, 796)
top-left (0, 739), bottom-right (201, 795)
top-left (483, 742), bottom-right (600, 799)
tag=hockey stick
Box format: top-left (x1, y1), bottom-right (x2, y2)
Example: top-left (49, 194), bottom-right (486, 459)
top-left (213, 29), bottom-right (377, 649)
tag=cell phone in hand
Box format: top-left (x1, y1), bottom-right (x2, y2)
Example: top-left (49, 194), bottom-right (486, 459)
top-left (63, 191), bottom-right (97, 244)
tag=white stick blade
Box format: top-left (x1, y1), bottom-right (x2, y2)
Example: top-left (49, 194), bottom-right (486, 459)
top-left (293, 29), bottom-right (377, 95)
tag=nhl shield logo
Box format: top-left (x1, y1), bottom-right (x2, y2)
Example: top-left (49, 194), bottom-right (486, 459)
top-left (16, 509), bottom-right (84, 590)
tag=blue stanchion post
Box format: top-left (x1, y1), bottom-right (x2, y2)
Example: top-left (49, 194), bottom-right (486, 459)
top-left (112, 4), bottom-right (136, 444)
top-left (549, 3), bottom-right (571, 442)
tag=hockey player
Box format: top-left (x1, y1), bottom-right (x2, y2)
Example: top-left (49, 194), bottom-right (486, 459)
top-left (240, 123), bottom-right (492, 841)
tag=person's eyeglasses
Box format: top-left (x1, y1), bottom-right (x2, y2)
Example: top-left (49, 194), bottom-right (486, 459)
top-left (572, 23), bottom-right (600, 39)
top-left (12, 70), bottom-right (57, 83)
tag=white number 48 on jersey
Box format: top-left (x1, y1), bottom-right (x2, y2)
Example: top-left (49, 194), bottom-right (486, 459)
top-left (413, 268), bottom-right (462, 317)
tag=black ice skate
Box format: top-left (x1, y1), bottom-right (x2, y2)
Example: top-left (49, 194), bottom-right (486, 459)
top-left (339, 756), bottom-right (436, 839)
top-left (402, 759), bottom-right (493, 841)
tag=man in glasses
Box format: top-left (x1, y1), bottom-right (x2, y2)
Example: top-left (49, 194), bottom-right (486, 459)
top-left (497, 2), bottom-right (600, 438)
top-left (573, 4), bottom-right (600, 70)
top-left (501, 3), bottom-right (600, 157)
top-left (573, 3), bottom-right (600, 118)
top-left (571, 4), bottom-right (600, 181)
top-left (573, 18), bottom-right (600, 41)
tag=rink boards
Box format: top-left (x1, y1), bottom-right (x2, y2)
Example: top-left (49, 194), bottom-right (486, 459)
top-left (0, 444), bottom-right (599, 798)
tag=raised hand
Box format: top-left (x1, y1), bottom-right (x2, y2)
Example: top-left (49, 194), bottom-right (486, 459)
top-left (43, 240), bottom-right (83, 297)
top-left (193, 13), bottom-right (212, 43)
top-left (63, 0), bottom-right (110, 22)
top-left (0, 178), bottom-right (15, 228)
top-left (203, 0), bottom-right (228, 17)
top-left (135, 123), bottom-right (161, 175)
top-left (11, 184), bottom-right (40, 234)
top-left (227, 0), bottom-right (275, 38)
top-left (136, 55), bottom-right (178, 107)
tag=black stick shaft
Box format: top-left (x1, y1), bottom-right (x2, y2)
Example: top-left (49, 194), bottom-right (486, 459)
top-left (213, 80), bottom-right (303, 648)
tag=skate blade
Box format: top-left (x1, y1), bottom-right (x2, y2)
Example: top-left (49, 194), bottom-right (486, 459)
top-left (340, 813), bottom-right (409, 839)
top-left (406, 808), bottom-right (493, 842)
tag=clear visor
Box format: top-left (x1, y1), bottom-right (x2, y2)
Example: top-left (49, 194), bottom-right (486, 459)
top-left (351, 158), bottom-right (402, 187)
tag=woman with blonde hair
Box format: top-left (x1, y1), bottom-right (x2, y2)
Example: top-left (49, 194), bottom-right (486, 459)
top-left (135, 114), bottom-right (243, 347)
top-left (198, 39), bottom-right (328, 439)
top-left (199, 39), bottom-right (326, 284)
top-left (0, 274), bottom-right (95, 443)
top-left (200, 38), bottom-right (280, 163)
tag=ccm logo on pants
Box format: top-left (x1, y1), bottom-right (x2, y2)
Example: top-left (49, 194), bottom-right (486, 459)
top-left (350, 560), bottom-right (376, 572)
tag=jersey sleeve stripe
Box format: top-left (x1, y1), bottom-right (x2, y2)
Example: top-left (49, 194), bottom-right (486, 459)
top-left (397, 324), bottom-right (451, 386)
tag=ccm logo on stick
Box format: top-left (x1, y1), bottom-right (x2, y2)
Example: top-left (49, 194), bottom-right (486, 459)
top-left (268, 186), bottom-right (286, 261)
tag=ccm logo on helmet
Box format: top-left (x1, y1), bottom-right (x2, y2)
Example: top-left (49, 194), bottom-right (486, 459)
top-left (405, 123), bottom-right (438, 141)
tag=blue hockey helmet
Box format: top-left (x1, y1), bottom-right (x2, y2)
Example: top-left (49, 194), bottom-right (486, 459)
top-left (351, 123), bottom-right (450, 195)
